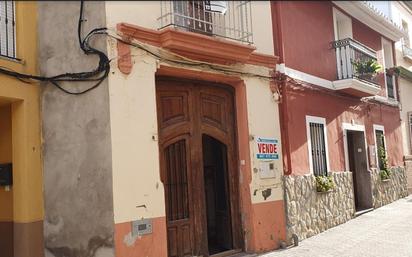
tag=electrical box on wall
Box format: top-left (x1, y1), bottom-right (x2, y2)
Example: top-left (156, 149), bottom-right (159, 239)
top-left (0, 163), bottom-right (12, 186)
top-left (132, 219), bottom-right (153, 236)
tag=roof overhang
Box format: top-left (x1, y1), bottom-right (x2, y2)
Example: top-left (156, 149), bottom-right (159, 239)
top-left (333, 1), bottom-right (405, 41)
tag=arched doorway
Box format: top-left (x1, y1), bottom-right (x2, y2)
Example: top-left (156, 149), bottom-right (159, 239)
top-left (156, 78), bottom-right (242, 257)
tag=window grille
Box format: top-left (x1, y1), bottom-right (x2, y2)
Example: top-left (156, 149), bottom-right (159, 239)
top-left (159, 1), bottom-right (253, 44)
top-left (309, 122), bottom-right (328, 176)
top-left (375, 129), bottom-right (385, 170)
top-left (0, 1), bottom-right (16, 59)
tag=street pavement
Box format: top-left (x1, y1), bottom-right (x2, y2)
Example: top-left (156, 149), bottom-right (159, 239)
top-left (260, 195), bottom-right (412, 257)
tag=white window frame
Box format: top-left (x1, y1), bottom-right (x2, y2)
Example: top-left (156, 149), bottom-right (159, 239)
top-left (332, 7), bottom-right (353, 41)
top-left (342, 122), bottom-right (370, 172)
top-left (306, 115), bottom-right (330, 175)
top-left (373, 124), bottom-right (387, 170)
top-left (381, 37), bottom-right (397, 100)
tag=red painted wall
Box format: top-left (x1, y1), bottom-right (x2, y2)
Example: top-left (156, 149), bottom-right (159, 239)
top-left (352, 18), bottom-right (381, 51)
top-left (272, 1), bottom-right (394, 97)
top-left (283, 83), bottom-right (403, 175)
top-left (276, 1), bottom-right (337, 81)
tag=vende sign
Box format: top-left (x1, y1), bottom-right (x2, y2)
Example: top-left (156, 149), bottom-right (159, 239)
top-left (256, 137), bottom-right (279, 160)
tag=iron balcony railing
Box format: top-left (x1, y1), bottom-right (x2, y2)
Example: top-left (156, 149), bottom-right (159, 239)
top-left (158, 1), bottom-right (253, 44)
top-left (332, 38), bottom-right (379, 86)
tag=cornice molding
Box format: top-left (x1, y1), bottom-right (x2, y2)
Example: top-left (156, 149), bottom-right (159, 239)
top-left (117, 23), bottom-right (279, 68)
top-left (333, 1), bottom-right (405, 41)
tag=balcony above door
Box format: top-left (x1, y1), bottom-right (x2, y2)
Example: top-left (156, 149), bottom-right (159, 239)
top-left (332, 38), bottom-right (381, 97)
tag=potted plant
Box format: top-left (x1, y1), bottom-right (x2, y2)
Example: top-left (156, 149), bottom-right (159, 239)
top-left (315, 175), bottom-right (335, 193)
top-left (385, 67), bottom-right (400, 76)
top-left (352, 59), bottom-right (382, 81)
top-left (378, 146), bottom-right (391, 181)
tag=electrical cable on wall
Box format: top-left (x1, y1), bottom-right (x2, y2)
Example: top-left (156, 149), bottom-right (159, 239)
top-left (0, 0), bottom-right (110, 95)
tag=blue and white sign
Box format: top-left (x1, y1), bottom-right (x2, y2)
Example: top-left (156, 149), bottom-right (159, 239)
top-left (256, 137), bottom-right (279, 160)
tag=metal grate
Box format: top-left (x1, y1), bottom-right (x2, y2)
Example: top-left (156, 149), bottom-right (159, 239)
top-left (309, 122), bottom-right (328, 176)
top-left (0, 1), bottom-right (15, 59)
top-left (332, 38), bottom-right (379, 86)
top-left (158, 1), bottom-right (253, 44)
top-left (375, 130), bottom-right (385, 170)
top-left (164, 140), bottom-right (189, 221)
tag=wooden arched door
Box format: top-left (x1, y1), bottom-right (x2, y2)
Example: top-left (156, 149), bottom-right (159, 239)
top-left (156, 78), bottom-right (242, 257)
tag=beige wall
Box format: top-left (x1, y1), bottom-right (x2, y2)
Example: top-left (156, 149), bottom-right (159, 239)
top-left (400, 78), bottom-right (412, 155)
top-left (105, 1), bottom-right (274, 55)
top-left (106, 45), bottom-right (282, 223)
top-left (392, 2), bottom-right (412, 156)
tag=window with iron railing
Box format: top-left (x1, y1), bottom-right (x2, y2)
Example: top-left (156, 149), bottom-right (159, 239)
top-left (0, 1), bottom-right (16, 59)
top-left (158, 1), bottom-right (253, 44)
top-left (332, 38), bottom-right (380, 86)
top-left (307, 116), bottom-right (329, 177)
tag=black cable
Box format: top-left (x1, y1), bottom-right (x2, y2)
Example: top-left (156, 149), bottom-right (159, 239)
top-left (0, 0), bottom-right (110, 95)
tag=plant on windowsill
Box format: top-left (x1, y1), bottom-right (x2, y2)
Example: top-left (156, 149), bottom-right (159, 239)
top-left (385, 67), bottom-right (400, 76)
top-left (378, 146), bottom-right (391, 182)
top-left (352, 59), bottom-right (382, 81)
top-left (315, 175), bottom-right (335, 193)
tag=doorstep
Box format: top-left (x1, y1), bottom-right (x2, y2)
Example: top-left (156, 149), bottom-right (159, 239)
top-left (355, 208), bottom-right (374, 217)
top-left (210, 249), bottom-right (257, 257)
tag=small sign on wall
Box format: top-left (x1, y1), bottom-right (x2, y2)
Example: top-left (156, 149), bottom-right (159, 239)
top-left (256, 137), bottom-right (279, 160)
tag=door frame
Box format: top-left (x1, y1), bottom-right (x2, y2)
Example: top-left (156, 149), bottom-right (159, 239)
top-left (155, 76), bottom-right (244, 256)
top-left (342, 122), bottom-right (370, 172)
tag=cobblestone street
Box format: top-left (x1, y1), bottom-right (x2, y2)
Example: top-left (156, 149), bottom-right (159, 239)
top-left (260, 195), bottom-right (412, 257)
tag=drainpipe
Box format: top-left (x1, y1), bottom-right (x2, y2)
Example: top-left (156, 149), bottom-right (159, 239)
top-left (271, 1), bottom-right (291, 176)
top-left (271, 1), bottom-right (294, 247)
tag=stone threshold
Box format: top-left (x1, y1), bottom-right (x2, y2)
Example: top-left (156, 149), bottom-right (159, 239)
top-left (355, 208), bottom-right (374, 217)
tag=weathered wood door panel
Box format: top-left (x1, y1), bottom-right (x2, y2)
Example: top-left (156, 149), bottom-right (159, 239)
top-left (156, 78), bottom-right (242, 257)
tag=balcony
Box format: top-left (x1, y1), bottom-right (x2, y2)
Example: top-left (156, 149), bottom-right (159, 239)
top-left (158, 1), bottom-right (253, 44)
top-left (402, 44), bottom-right (412, 62)
top-left (332, 38), bottom-right (381, 97)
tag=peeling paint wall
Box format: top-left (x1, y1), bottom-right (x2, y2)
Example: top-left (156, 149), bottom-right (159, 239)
top-left (38, 2), bottom-right (114, 257)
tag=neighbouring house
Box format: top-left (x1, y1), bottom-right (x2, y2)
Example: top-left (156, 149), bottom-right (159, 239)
top-left (37, 1), bottom-right (287, 257)
top-left (271, 1), bottom-right (408, 243)
top-left (0, 2), bottom-right (43, 257)
top-left (390, 1), bottom-right (412, 194)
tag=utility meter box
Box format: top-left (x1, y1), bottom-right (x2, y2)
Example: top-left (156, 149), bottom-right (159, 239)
top-left (0, 163), bottom-right (12, 186)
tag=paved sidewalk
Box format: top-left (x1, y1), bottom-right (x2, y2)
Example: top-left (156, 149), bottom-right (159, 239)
top-left (260, 195), bottom-right (412, 257)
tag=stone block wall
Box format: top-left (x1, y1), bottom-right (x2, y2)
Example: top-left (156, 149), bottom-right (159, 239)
top-left (284, 172), bottom-right (355, 242)
top-left (405, 156), bottom-right (412, 194)
top-left (371, 167), bottom-right (408, 208)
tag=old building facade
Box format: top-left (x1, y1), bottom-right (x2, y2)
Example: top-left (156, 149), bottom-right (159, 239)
top-left (271, 1), bottom-right (408, 242)
top-left (1, 1), bottom-right (411, 257)
top-left (38, 1), bottom-right (286, 257)
top-left (0, 2), bottom-right (43, 257)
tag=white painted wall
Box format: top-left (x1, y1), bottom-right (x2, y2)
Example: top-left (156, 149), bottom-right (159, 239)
top-left (245, 77), bottom-right (283, 203)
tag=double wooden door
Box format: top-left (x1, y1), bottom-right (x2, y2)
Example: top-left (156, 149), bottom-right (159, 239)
top-left (156, 78), bottom-right (242, 257)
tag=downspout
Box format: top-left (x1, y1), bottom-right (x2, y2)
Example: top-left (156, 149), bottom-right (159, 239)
top-left (271, 1), bottom-right (295, 247)
top-left (272, 1), bottom-right (291, 176)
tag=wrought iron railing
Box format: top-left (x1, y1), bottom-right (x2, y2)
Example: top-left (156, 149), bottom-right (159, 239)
top-left (332, 38), bottom-right (379, 86)
top-left (0, 1), bottom-right (16, 59)
top-left (158, 1), bottom-right (253, 44)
